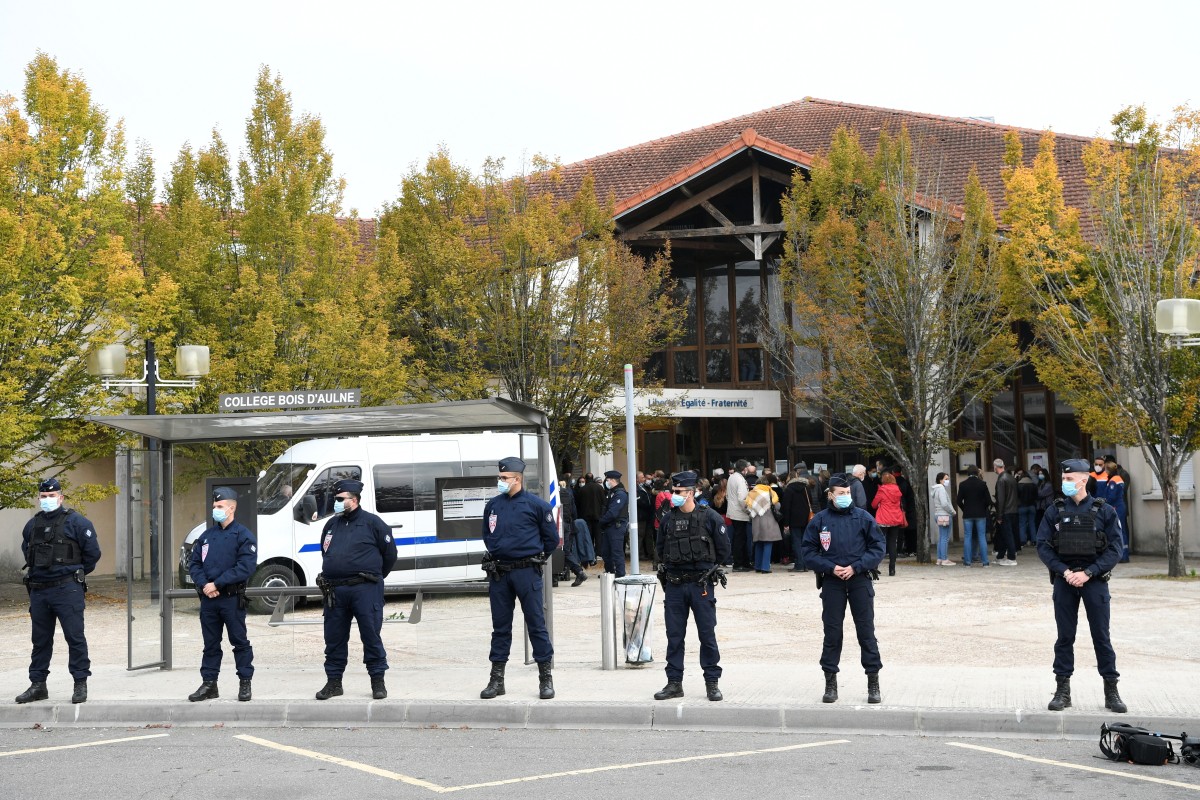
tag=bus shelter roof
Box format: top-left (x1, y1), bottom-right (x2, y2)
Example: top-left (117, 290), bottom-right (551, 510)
top-left (85, 397), bottom-right (549, 444)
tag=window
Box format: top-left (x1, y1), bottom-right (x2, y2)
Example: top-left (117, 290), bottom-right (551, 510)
top-left (304, 466), bottom-right (362, 520)
top-left (412, 461), bottom-right (463, 511)
top-left (373, 463), bottom-right (414, 513)
top-left (673, 351), bottom-right (698, 384)
top-left (734, 261), bottom-right (762, 344)
top-left (673, 274), bottom-right (697, 346)
top-left (257, 461), bottom-right (315, 515)
top-left (702, 265), bottom-right (730, 344)
top-left (706, 348), bottom-right (731, 383)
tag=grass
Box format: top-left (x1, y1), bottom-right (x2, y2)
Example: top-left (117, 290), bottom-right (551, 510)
top-left (1133, 571), bottom-right (1200, 582)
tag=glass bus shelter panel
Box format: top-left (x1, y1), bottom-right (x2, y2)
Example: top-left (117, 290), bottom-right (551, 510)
top-left (123, 448), bottom-right (164, 670)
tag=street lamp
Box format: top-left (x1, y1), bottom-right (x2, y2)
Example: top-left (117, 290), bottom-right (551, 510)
top-left (1155, 298), bottom-right (1200, 347)
top-left (88, 341), bottom-right (210, 599)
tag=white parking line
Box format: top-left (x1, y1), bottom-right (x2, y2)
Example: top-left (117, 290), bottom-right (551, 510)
top-left (0, 733), bottom-right (170, 758)
top-left (948, 742), bottom-right (1200, 791)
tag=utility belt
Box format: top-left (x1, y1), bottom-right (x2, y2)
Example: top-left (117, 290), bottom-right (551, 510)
top-left (815, 568), bottom-right (879, 590)
top-left (195, 581), bottom-right (249, 609)
top-left (481, 554), bottom-right (546, 582)
top-left (23, 572), bottom-right (82, 592)
top-left (316, 572), bottom-right (380, 607)
top-left (657, 565), bottom-right (727, 595)
top-left (1051, 568), bottom-right (1112, 585)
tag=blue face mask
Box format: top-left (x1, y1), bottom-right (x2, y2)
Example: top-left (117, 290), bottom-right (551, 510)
top-left (671, 492), bottom-right (687, 508)
top-left (212, 507), bottom-right (227, 523)
top-left (333, 499), bottom-right (346, 514)
top-left (1061, 480), bottom-right (1079, 497)
top-left (834, 494), bottom-right (853, 510)
top-left (496, 480), bottom-right (510, 495)
top-left (39, 497), bottom-right (60, 513)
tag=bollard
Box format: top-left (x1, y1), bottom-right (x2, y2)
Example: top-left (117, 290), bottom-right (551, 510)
top-left (600, 572), bottom-right (616, 670)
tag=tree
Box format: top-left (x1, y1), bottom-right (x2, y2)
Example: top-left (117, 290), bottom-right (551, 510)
top-left (779, 125), bottom-right (1021, 562)
top-left (1002, 110), bottom-right (1200, 576)
top-left (0, 54), bottom-right (132, 508)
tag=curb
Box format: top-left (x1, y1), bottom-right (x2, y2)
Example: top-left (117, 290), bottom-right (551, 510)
top-left (1, 700), bottom-right (1189, 739)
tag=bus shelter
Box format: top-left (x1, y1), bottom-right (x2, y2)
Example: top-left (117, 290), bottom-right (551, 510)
top-left (86, 398), bottom-right (555, 670)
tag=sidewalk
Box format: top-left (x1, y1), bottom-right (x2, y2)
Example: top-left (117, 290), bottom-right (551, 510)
top-left (1, 551), bottom-right (1197, 736)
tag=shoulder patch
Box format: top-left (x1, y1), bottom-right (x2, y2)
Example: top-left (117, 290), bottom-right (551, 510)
top-left (85, 530), bottom-right (93, 538)
top-left (250, 544), bottom-right (256, 553)
top-left (546, 512), bottom-right (553, 522)
top-left (385, 535), bottom-right (391, 543)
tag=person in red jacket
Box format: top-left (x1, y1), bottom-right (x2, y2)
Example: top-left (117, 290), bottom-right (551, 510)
top-left (871, 473), bottom-right (907, 576)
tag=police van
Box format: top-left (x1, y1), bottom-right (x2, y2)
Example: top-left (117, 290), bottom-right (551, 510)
top-left (178, 432), bottom-right (562, 613)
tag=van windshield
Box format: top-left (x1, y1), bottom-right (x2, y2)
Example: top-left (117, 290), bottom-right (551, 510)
top-left (258, 462), bottom-right (315, 515)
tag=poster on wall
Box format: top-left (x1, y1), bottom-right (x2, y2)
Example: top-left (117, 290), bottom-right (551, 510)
top-left (813, 463), bottom-right (828, 474)
top-left (1026, 450), bottom-right (1049, 473)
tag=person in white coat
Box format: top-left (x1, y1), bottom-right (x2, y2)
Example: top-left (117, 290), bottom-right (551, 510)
top-left (931, 472), bottom-right (956, 565)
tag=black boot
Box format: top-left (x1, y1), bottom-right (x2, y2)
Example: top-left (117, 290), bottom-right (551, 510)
top-left (706, 680), bottom-right (723, 702)
top-left (371, 675), bottom-right (387, 700)
top-left (71, 680), bottom-right (88, 704)
top-left (238, 679), bottom-right (252, 702)
top-left (188, 680), bottom-right (218, 702)
top-left (315, 678), bottom-right (343, 700)
top-left (15, 681), bottom-right (48, 704)
top-left (479, 662), bottom-right (505, 699)
top-left (654, 681), bottom-right (684, 700)
top-left (867, 672), bottom-right (881, 704)
top-left (822, 671), bottom-right (838, 703)
top-left (538, 661), bottom-right (555, 700)
top-left (1047, 675), bottom-right (1071, 711)
top-left (1104, 679), bottom-right (1127, 713)
top-left (571, 570), bottom-right (587, 587)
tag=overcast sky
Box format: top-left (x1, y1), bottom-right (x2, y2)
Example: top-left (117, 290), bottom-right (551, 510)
top-left (3, 0), bottom-right (1196, 216)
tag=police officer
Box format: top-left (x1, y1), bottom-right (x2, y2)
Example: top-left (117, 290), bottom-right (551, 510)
top-left (314, 478), bottom-right (398, 701)
top-left (15, 478), bottom-right (101, 704)
top-left (478, 457), bottom-right (559, 700)
top-left (654, 470), bottom-right (731, 702)
top-left (1036, 458), bottom-right (1126, 713)
top-left (801, 472), bottom-right (885, 705)
top-left (186, 487), bottom-right (258, 702)
top-left (598, 470), bottom-right (629, 578)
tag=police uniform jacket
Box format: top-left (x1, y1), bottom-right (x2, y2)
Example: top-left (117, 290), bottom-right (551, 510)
top-left (188, 520), bottom-right (257, 591)
top-left (800, 505), bottom-right (885, 576)
top-left (21, 507), bottom-right (101, 581)
top-left (320, 506), bottom-right (398, 580)
top-left (656, 506), bottom-right (731, 573)
top-left (599, 484), bottom-right (629, 533)
top-left (482, 488), bottom-right (559, 560)
top-left (1035, 493), bottom-right (1122, 578)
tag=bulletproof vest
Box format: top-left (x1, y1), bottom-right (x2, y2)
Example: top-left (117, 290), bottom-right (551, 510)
top-left (1052, 498), bottom-right (1107, 557)
top-left (663, 510), bottom-right (716, 564)
top-left (30, 511), bottom-right (81, 569)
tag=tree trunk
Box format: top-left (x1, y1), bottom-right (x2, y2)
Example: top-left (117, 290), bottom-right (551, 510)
top-left (913, 472), bottom-right (931, 564)
top-left (1162, 476), bottom-right (1187, 577)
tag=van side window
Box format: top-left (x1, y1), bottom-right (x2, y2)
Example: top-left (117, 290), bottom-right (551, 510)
top-left (304, 466), bottom-right (362, 520)
top-left (374, 464), bottom-right (415, 513)
top-left (414, 461), bottom-right (463, 511)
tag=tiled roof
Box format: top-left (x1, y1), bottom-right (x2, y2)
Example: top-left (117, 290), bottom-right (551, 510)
top-left (556, 98), bottom-right (1097, 226)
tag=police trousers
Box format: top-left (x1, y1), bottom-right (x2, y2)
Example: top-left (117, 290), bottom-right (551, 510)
top-left (199, 594), bottom-right (254, 680)
top-left (819, 572), bottom-right (882, 674)
top-left (28, 581), bottom-right (90, 682)
top-left (1052, 575), bottom-right (1118, 681)
top-left (488, 565), bottom-right (553, 664)
top-left (662, 579), bottom-right (721, 682)
top-left (323, 581), bottom-right (388, 678)
top-left (600, 525), bottom-right (627, 577)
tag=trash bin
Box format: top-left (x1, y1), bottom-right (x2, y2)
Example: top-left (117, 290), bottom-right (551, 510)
top-left (613, 574), bottom-right (657, 664)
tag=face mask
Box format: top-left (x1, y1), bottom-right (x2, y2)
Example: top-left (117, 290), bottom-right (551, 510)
top-left (333, 499), bottom-right (346, 514)
top-left (1061, 480), bottom-right (1079, 498)
top-left (496, 480), bottom-right (510, 495)
top-left (1036, 474), bottom-right (1044, 481)
top-left (1094, 464), bottom-right (1104, 473)
top-left (212, 507), bottom-right (227, 523)
top-left (942, 479), bottom-right (950, 488)
top-left (834, 494), bottom-right (853, 510)
top-left (39, 497), bottom-right (60, 513)
top-left (671, 493), bottom-right (687, 508)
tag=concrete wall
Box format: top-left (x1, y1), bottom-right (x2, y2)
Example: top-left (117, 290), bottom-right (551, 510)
top-left (1122, 446), bottom-right (1200, 559)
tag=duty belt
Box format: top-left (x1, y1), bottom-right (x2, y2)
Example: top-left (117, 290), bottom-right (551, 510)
top-left (23, 575), bottom-right (73, 591)
top-left (322, 574), bottom-right (379, 587)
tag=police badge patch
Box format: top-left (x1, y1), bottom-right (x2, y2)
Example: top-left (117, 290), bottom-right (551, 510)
top-left (546, 512), bottom-right (553, 523)
top-left (820, 529), bottom-right (831, 551)
top-left (201, 542), bottom-right (209, 562)
top-left (250, 544), bottom-right (256, 553)
top-left (489, 512), bottom-right (498, 533)
top-left (322, 532), bottom-right (333, 552)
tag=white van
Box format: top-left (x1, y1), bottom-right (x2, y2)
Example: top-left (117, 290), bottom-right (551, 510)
top-left (178, 432), bottom-right (561, 613)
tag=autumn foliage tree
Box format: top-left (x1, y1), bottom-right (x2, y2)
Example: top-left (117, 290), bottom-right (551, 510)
top-left (780, 125), bottom-right (1020, 562)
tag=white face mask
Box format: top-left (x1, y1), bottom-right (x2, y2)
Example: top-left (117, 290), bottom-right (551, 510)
top-left (942, 479), bottom-right (950, 488)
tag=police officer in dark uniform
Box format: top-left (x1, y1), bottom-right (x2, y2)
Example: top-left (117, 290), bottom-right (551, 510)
top-left (598, 470), bottom-right (628, 578)
top-left (801, 472), bottom-right (885, 705)
top-left (654, 470), bottom-right (731, 702)
top-left (479, 457), bottom-right (560, 700)
top-left (1036, 458), bottom-right (1126, 713)
top-left (314, 478), bottom-right (398, 700)
top-left (186, 487), bottom-right (258, 702)
top-left (16, 478), bottom-right (101, 704)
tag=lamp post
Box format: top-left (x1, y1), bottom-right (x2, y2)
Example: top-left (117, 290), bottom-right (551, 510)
top-left (88, 341), bottom-right (210, 598)
top-left (1155, 298), bottom-right (1200, 347)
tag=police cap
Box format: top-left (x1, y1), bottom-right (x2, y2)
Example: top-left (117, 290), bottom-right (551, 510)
top-left (333, 479), bottom-right (364, 495)
top-left (498, 457), bottom-right (526, 474)
top-left (671, 470), bottom-right (698, 488)
top-left (1060, 458), bottom-right (1091, 475)
top-left (603, 470), bottom-right (622, 480)
top-left (38, 477), bottom-right (62, 493)
top-left (212, 486), bottom-right (238, 502)
top-left (827, 472), bottom-right (851, 488)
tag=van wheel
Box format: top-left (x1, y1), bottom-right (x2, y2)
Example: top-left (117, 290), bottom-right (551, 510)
top-left (248, 564), bottom-right (298, 615)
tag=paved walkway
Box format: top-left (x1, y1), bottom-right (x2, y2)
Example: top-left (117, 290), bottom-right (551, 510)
top-left (1, 550), bottom-right (1196, 736)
